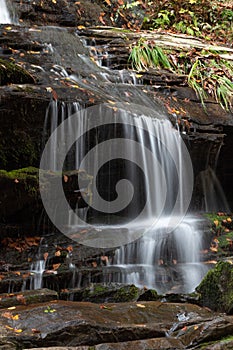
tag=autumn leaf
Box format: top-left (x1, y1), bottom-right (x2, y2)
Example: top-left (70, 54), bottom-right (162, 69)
top-left (44, 252), bottom-right (49, 261)
top-left (92, 261), bottom-right (97, 268)
top-left (2, 312), bottom-right (13, 319)
top-left (12, 314), bottom-right (19, 321)
top-left (66, 246), bottom-right (73, 252)
top-left (32, 328), bottom-right (41, 333)
top-left (136, 304), bottom-right (146, 308)
top-left (52, 263), bottom-right (61, 270)
top-left (63, 175), bottom-right (69, 183)
top-left (16, 294), bottom-right (26, 305)
top-left (52, 89), bottom-right (58, 101)
top-left (14, 329), bottom-right (23, 333)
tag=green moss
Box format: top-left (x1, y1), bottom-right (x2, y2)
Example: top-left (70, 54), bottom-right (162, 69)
top-left (200, 335), bottom-right (233, 349)
top-left (0, 58), bottom-right (35, 85)
top-left (0, 167), bottom-right (39, 197)
top-left (114, 285), bottom-right (139, 302)
top-left (196, 261), bottom-right (233, 313)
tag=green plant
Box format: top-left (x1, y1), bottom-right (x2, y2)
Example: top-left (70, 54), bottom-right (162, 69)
top-left (129, 39), bottom-right (233, 110)
top-left (129, 39), bottom-right (172, 71)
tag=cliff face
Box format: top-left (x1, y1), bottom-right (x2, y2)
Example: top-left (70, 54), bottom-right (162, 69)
top-left (0, 0), bottom-right (233, 229)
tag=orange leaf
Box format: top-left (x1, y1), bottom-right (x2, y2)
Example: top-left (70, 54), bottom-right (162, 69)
top-left (52, 89), bottom-right (58, 101)
top-left (44, 252), bottom-right (49, 261)
top-left (2, 312), bottom-right (13, 319)
top-left (32, 328), bottom-right (41, 333)
top-left (52, 263), bottom-right (61, 270)
top-left (63, 175), bottom-right (69, 183)
top-left (16, 294), bottom-right (26, 305)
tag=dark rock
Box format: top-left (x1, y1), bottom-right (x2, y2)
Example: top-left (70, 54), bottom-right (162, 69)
top-left (0, 289), bottom-right (57, 309)
top-left (0, 300), bottom-right (213, 348)
top-left (196, 261), bottom-right (233, 314)
top-left (0, 58), bottom-right (35, 85)
top-left (59, 283), bottom-right (142, 303)
top-left (137, 289), bottom-right (160, 301)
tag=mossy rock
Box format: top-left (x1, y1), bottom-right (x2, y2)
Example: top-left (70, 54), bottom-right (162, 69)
top-left (137, 289), bottom-right (160, 301)
top-left (0, 58), bottom-right (35, 85)
top-left (196, 261), bottom-right (233, 314)
top-left (60, 283), bottom-right (142, 303)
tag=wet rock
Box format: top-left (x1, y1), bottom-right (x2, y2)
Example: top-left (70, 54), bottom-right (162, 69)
top-left (0, 300), bottom-right (213, 348)
top-left (59, 283), bottom-right (142, 303)
top-left (137, 289), bottom-right (160, 301)
top-left (0, 289), bottom-right (57, 309)
top-left (0, 58), bottom-right (35, 85)
top-left (196, 261), bottom-right (233, 314)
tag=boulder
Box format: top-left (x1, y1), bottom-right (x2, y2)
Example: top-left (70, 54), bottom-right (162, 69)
top-left (196, 261), bottom-right (233, 314)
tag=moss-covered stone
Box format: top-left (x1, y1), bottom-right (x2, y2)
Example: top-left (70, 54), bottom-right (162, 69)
top-left (137, 288), bottom-right (160, 301)
top-left (0, 58), bottom-right (35, 85)
top-left (59, 283), bottom-right (141, 303)
top-left (196, 261), bottom-right (233, 314)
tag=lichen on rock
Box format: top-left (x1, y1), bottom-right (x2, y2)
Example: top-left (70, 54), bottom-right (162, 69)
top-left (196, 261), bottom-right (233, 314)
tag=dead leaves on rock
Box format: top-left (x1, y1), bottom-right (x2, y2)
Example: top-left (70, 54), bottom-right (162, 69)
top-left (1, 237), bottom-right (41, 252)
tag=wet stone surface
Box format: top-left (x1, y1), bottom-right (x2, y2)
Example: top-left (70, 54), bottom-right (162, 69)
top-left (0, 300), bottom-right (221, 349)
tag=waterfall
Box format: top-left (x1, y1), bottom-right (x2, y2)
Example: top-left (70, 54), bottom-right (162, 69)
top-left (0, 0), bottom-right (11, 24)
top-left (40, 99), bottom-right (209, 293)
top-left (30, 260), bottom-right (46, 290)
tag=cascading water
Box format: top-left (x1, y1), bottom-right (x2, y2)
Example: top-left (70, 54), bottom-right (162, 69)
top-left (41, 98), bottom-right (209, 293)
top-left (0, 0), bottom-right (11, 24)
top-left (38, 27), bottom-right (221, 294)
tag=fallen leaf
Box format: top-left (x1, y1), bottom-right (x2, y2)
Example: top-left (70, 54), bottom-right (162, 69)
top-left (12, 314), bottom-right (19, 320)
top-left (2, 312), bottom-right (13, 319)
top-left (14, 329), bottom-right (23, 333)
top-left (16, 294), bottom-right (26, 305)
top-left (92, 261), bottom-right (97, 268)
top-left (136, 304), bottom-right (146, 308)
top-left (63, 175), bottom-right (69, 183)
top-left (52, 263), bottom-right (61, 270)
top-left (7, 306), bottom-right (16, 310)
top-left (31, 328), bottom-right (41, 333)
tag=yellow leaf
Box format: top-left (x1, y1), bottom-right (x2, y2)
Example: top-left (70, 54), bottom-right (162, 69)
top-left (5, 26), bottom-right (12, 30)
top-left (213, 220), bottom-right (219, 226)
top-left (5, 325), bottom-right (14, 330)
top-left (7, 306), bottom-right (16, 310)
top-left (14, 329), bottom-right (23, 333)
top-left (227, 218), bottom-right (232, 223)
top-left (194, 325), bottom-right (198, 330)
top-left (12, 314), bottom-right (19, 320)
top-left (77, 25), bottom-right (85, 30)
top-left (52, 0), bottom-right (56, 3)
top-left (136, 304), bottom-right (146, 308)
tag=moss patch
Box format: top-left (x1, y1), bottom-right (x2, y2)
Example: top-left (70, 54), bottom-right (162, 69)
top-left (196, 261), bottom-right (233, 314)
top-left (0, 58), bottom-right (35, 85)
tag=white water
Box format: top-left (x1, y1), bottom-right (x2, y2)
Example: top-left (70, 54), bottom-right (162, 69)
top-left (107, 216), bottom-right (208, 294)
top-left (41, 100), bottom-right (208, 293)
top-left (30, 260), bottom-right (46, 290)
top-left (0, 0), bottom-right (11, 24)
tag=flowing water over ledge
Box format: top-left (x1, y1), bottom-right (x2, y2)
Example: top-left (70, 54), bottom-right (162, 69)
top-left (0, 0), bottom-right (11, 24)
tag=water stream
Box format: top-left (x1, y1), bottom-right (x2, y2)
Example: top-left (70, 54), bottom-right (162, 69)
top-left (36, 26), bottom-right (226, 294)
top-left (0, 0), bottom-right (12, 24)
